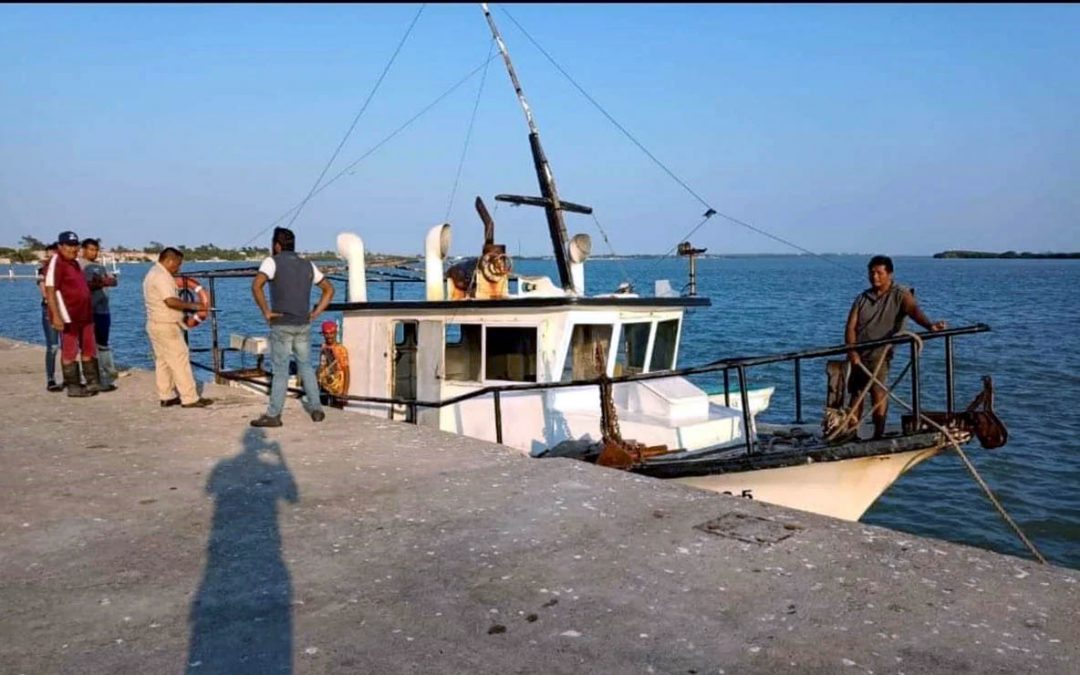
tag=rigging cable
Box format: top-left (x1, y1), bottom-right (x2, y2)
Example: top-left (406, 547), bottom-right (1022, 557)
top-left (497, 5), bottom-right (853, 274)
top-left (244, 4), bottom-right (426, 247)
top-left (497, 4), bottom-right (984, 327)
top-left (446, 38), bottom-right (497, 222)
top-left (589, 212), bottom-right (633, 287)
top-left (244, 52), bottom-right (503, 251)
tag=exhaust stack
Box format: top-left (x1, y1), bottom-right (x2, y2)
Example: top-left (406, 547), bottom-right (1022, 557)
top-left (336, 232), bottom-right (367, 302)
top-left (568, 233), bottom-right (591, 296)
top-left (425, 223), bottom-right (451, 301)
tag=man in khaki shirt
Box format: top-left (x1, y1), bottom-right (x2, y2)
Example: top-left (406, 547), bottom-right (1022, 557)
top-left (142, 248), bottom-right (213, 408)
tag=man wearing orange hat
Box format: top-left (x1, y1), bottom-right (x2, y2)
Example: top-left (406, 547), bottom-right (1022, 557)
top-left (316, 320), bottom-right (349, 408)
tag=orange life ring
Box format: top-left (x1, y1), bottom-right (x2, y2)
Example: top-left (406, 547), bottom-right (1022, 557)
top-left (175, 276), bottom-right (210, 329)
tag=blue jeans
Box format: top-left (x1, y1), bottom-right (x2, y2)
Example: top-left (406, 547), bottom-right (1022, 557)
top-left (41, 305), bottom-right (58, 383)
top-left (267, 323), bottom-right (322, 418)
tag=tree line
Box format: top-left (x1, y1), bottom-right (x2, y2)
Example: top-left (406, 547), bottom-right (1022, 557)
top-left (934, 250), bottom-right (1080, 259)
top-left (1, 235), bottom-right (275, 262)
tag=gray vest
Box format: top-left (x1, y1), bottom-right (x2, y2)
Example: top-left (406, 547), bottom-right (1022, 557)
top-left (851, 283), bottom-right (909, 358)
top-left (270, 252), bottom-right (314, 326)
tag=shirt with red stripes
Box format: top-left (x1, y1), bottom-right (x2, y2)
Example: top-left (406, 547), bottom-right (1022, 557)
top-left (45, 254), bottom-right (93, 327)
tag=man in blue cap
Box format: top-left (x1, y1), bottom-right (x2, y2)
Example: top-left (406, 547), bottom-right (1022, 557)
top-left (44, 230), bottom-right (103, 397)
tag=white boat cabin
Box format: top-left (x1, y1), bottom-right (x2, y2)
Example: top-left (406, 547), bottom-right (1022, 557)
top-left (331, 225), bottom-right (772, 456)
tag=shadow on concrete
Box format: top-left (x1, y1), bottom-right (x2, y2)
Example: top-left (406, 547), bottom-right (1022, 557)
top-left (187, 428), bottom-right (299, 674)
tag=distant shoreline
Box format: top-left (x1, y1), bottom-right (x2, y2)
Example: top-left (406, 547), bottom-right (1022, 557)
top-left (933, 250), bottom-right (1080, 259)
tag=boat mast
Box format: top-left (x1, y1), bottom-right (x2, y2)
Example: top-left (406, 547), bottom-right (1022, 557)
top-left (481, 3), bottom-right (574, 291)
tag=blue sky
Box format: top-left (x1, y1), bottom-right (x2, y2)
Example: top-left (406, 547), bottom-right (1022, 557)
top-left (1, 3), bottom-right (1078, 256)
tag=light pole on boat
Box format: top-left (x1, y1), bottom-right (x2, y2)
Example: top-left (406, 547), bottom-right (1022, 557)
top-left (480, 2), bottom-right (575, 291)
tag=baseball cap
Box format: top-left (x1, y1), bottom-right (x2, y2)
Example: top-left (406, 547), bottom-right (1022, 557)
top-left (58, 231), bottom-right (80, 246)
top-left (321, 320), bottom-right (338, 334)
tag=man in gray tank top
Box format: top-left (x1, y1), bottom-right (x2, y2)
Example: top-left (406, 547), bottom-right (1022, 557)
top-left (250, 227), bottom-right (335, 428)
top-left (845, 255), bottom-right (946, 439)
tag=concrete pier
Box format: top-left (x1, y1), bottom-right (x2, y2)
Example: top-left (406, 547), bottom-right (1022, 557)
top-left (1, 337), bottom-right (1077, 674)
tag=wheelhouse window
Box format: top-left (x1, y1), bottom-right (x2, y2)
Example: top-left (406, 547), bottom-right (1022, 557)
top-left (649, 319), bottom-right (679, 372)
top-left (561, 324), bottom-right (613, 382)
top-left (445, 323), bottom-right (482, 381)
top-left (614, 322), bottom-right (651, 376)
top-left (486, 326), bottom-right (537, 382)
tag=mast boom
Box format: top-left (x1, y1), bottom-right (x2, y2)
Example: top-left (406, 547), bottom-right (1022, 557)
top-left (481, 3), bottom-right (574, 291)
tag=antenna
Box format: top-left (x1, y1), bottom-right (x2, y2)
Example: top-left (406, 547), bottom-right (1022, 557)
top-left (677, 241), bottom-right (706, 296)
top-left (480, 3), bottom-right (583, 291)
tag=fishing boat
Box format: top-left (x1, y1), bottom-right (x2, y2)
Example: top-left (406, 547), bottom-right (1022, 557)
top-left (314, 5), bottom-right (1008, 522)
top-left (200, 4), bottom-right (1008, 522)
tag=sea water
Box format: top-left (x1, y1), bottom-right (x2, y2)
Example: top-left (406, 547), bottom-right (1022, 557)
top-left (3, 255), bottom-right (1078, 568)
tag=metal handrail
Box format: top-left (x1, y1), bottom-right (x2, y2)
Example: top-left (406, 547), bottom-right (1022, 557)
top-left (196, 324), bottom-right (987, 455)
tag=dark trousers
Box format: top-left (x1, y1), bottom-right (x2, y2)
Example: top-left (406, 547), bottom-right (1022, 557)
top-left (41, 305), bottom-right (58, 383)
top-left (93, 313), bottom-right (111, 347)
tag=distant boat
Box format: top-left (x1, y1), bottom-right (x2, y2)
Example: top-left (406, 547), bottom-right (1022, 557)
top-left (103, 253), bottom-right (121, 276)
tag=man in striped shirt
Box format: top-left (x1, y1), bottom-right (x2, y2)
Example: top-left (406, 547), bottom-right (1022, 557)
top-left (44, 230), bottom-right (101, 397)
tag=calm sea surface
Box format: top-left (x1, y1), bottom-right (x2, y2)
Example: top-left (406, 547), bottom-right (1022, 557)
top-left (3, 255), bottom-right (1078, 568)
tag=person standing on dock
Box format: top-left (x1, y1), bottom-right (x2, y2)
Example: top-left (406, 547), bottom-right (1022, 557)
top-left (80, 238), bottom-right (118, 393)
top-left (142, 248), bottom-right (214, 409)
top-left (36, 242), bottom-right (63, 392)
top-left (249, 227), bottom-right (335, 428)
top-left (845, 255), bottom-right (946, 439)
top-left (44, 231), bottom-right (101, 397)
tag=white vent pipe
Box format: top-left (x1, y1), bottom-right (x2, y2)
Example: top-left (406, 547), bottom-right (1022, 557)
top-left (336, 232), bottom-right (366, 302)
top-left (568, 233), bottom-right (592, 296)
top-left (425, 223), bottom-right (451, 301)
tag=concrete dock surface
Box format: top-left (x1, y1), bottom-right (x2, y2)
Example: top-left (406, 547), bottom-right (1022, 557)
top-left (1, 337), bottom-right (1077, 674)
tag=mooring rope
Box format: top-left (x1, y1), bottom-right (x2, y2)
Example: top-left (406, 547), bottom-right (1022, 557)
top-left (853, 354), bottom-right (1048, 565)
top-left (824, 347), bottom-right (893, 443)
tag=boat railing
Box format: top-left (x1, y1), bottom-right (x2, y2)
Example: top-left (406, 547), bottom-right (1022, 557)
top-left (190, 314), bottom-right (989, 454)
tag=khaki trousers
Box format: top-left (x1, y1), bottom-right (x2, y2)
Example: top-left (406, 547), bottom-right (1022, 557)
top-left (146, 321), bottom-right (199, 405)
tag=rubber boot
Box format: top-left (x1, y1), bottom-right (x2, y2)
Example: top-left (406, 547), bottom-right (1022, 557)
top-left (82, 358), bottom-right (112, 394)
top-left (98, 346), bottom-right (118, 386)
top-left (63, 362), bottom-right (92, 398)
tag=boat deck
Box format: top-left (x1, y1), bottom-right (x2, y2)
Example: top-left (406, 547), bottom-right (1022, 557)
top-left (1, 336), bottom-right (1077, 674)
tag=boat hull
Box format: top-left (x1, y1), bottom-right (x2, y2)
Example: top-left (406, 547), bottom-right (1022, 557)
top-left (671, 445), bottom-right (943, 521)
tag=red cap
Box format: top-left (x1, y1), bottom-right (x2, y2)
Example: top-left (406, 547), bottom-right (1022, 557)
top-left (321, 320), bottom-right (338, 334)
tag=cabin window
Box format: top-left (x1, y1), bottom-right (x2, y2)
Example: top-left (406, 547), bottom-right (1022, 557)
top-left (485, 327), bottom-right (537, 382)
top-left (445, 323), bottom-right (482, 381)
top-left (614, 322), bottom-right (651, 376)
top-left (649, 319), bottom-right (679, 371)
top-left (561, 324), bottom-right (613, 382)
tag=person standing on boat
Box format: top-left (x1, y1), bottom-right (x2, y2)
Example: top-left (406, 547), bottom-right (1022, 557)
top-left (845, 255), bottom-right (946, 439)
top-left (142, 247), bottom-right (214, 408)
top-left (80, 238), bottom-right (118, 393)
top-left (36, 242), bottom-right (63, 392)
top-left (249, 227), bottom-right (335, 428)
top-left (44, 230), bottom-right (101, 397)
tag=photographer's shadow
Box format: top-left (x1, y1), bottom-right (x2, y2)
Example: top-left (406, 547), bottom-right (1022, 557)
top-left (187, 428), bottom-right (299, 674)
